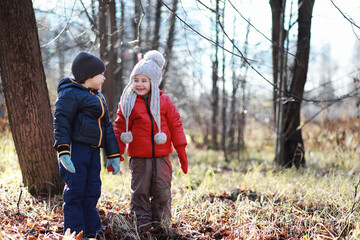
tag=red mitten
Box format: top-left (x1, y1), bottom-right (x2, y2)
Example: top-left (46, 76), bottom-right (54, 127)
top-left (107, 165), bottom-right (114, 172)
top-left (177, 148), bottom-right (188, 174)
top-left (107, 155), bottom-right (124, 172)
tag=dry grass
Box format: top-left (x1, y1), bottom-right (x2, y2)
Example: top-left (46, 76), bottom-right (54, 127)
top-left (0, 118), bottom-right (359, 239)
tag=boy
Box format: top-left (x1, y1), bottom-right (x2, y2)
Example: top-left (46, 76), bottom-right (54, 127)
top-left (54, 52), bottom-right (121, 236)
top-left (114, 50), bottom-right (188, 232)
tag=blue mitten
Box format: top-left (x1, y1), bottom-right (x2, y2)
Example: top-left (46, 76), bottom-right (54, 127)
top-left (59, 154), bottom-right (76, 173)
top-left (106, 157), bottom-right (120, 175)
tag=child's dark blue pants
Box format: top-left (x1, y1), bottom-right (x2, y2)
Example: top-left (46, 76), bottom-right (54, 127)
top-left (59, 141), bottom-right (102, 235)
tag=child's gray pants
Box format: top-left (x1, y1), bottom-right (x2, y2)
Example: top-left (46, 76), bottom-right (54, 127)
top-left (129, 155), bottom-right (172, 229)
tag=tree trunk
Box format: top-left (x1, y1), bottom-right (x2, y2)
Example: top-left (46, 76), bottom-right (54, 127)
top-left (145, 0), bottom-right (152, 52)
top-left (274, 0), bottom-right (315, 168)
top-left (91, 0), bottom-right (97, 31)
top-left (0, 0), bottom-right (63, 197)
top-left (107, 0), bottom-right (117, 116)
top-left (0, 82), bottom-right (6, 124)
top-left (99, 0), bottom-right (114, 114)
top-left (152, 0), bottom-right (162, 50)
top-left (99, 0), bottom-right (107, 64)
top-left (220, 2), bottom-right (227, 161)
top-left (271, 0), bottom-right (287, 168)
top-left (270, 0), bottom-right (286, 123)
top-left (237, 23), bottom-right (251, 156)
top-left (133, 0), bottom-right (142, 62)
top-left (228, 17), bottom-right (240, 154)
top-left (116, 0), bottom-right (125, 100)
top-left (211, 0), bottom-right (220, 150)
top-left (55, 30), bottom-right (65, 80)
top-left (159, 0), bottom-right (178, 90)
top-left (228, 74), bottom-right (238, 153)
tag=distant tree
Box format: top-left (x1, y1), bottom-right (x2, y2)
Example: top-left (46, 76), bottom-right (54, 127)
top-left (107, 0), bottom-right (118, 115)
top-left (133, 0), bottom-right (143, 61)
top-left (98, 0), bottom-right (113, 113)
top-left (160, 0), bottom-right (178, 90)
top-left (352, 41), bottom-right (360, 119)
top-left (220, 2), bottom-right (228, 161)
top-left (271, 0), bottom-right (315, 168)
top-left (116, 0), bottom-right (126, 100)
top-left (152, 0), bottom-right (162, 50)
top-left (318, 44), bottom-right (337, 101)
top-left (211, 0), bottom-right (220, 150)
top-left (0, 81), bottom-right (4, 121)
top-left (0, 0), bottom-right (63, 196)
top-left (270, 0), bottom-right (286, 124)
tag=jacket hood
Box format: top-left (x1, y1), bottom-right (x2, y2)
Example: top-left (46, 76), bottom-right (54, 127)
top-left (57, 77), bottom-right (90, 93)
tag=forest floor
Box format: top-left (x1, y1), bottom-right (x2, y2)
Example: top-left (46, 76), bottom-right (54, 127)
top-left (0, 120), bottom-right (359, 239)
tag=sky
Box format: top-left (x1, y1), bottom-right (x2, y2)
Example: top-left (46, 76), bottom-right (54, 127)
top-left (32, 0), bottom-right (360, 61)
top-left (180, 0), bottom-right (360, 95)
top-left (312, 0), bottom-right (359, 62)
top-left (32, 0), bottom-right (360, 96)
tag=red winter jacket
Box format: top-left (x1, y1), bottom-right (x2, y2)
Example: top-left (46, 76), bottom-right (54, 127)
top-left (114, 90), bottom-right (187, 158)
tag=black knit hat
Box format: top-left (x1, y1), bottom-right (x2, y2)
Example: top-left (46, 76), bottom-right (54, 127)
top-left (71, 52), bottom-right (106, 83)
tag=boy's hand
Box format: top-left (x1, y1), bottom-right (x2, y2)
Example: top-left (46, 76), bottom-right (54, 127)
top-left (106, 157), bottom-right (121, 175)
top-left (59, 154), bottom-right (76, 173)
top-left (177, 148), bottom-right (188, 174)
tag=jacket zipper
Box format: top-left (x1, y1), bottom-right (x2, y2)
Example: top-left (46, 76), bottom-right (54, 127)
top-left (143, 97), bottom-right (155, 157)
top-left (90, 90), bottom-right (104, 147)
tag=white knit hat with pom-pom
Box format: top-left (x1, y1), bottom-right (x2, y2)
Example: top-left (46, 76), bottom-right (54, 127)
top-left (120, 50), bottom-right (167, 145)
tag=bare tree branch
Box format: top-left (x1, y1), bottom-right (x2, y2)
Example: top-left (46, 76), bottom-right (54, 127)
top-left (41, 0), bottom-right (77, 47)
top-left (161, 0), bottom-right (360, 104)
top-left (129, 0), bottom-right (145, 45)
top-left (79, 0), bottom-right (97, 32)
top-left (159, 0), bottom-right (254, 62)
top-left (330, 0), bottom-right (360, 30)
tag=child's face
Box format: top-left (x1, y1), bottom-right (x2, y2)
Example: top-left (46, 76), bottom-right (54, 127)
top-left (133, 74), bottom-right (151, 96)
top-left (83, 72), bottom-right (105, 90)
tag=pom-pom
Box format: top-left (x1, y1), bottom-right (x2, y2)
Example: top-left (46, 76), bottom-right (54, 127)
top-left (121, 131), bottom-right (133, 144)
top-left (154, 132), bottom-right (167, 144)
top-left (144, 50), bottom-right (165, 69)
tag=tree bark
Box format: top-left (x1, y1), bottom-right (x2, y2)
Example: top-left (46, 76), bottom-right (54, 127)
top-left (220, 2), bottom-right (227, 161)
top-left (55, 30), bottom-right (65, 80)
top-left (274, 0), bottom-right (315, 168)
top-left (115, 0), bottom-right (125, 99)
top-left (99, 0), bottom-right (107, 65)
top-left (98, 0), bottom-right (114, 114)
top-left (270, 0), bottom-right (286, 123)
top-left (107, 0), bottom-right (117, 115)
top-left (133, 0), bottom-right (142, 62)
top-left (159, 0), bottom-right (178, 90)
top-left (145, 0), bottom-right (152, 51)
top-left (152, 0), bottom-right (162, 50)
top-left (211, 0), bottom-right (220, 150)
top-left (0, 0), bottom-right (63, 197)
top-left (228, 72), bottom-right (238, 153)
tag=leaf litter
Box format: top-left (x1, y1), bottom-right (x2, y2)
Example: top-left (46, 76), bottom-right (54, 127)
top-left (0, 185), bottom-right (351, 239)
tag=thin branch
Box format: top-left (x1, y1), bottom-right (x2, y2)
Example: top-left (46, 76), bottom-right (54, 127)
top-left (159, 0), bottom-right (255, 62)
top-left (296, 102), bottom-right (335, 131)
top-left (196, 0), bottom-right (248, 62)
top-left (227, 0), bottom-right (298, 60)
top-left (79, 0), bottom-right (97, 32)
top-left (41, 0), bottom-right (77, 47)
top-left (129, 0), bottom-right (145, 45)
top-left (161, 0), bottom-right (360, 104)
top-left (330, 0), bottom-right (360, 30)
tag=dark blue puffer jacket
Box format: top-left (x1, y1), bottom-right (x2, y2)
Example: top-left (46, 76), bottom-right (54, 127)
top-left (53, 78), bottom-right (120, 158)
